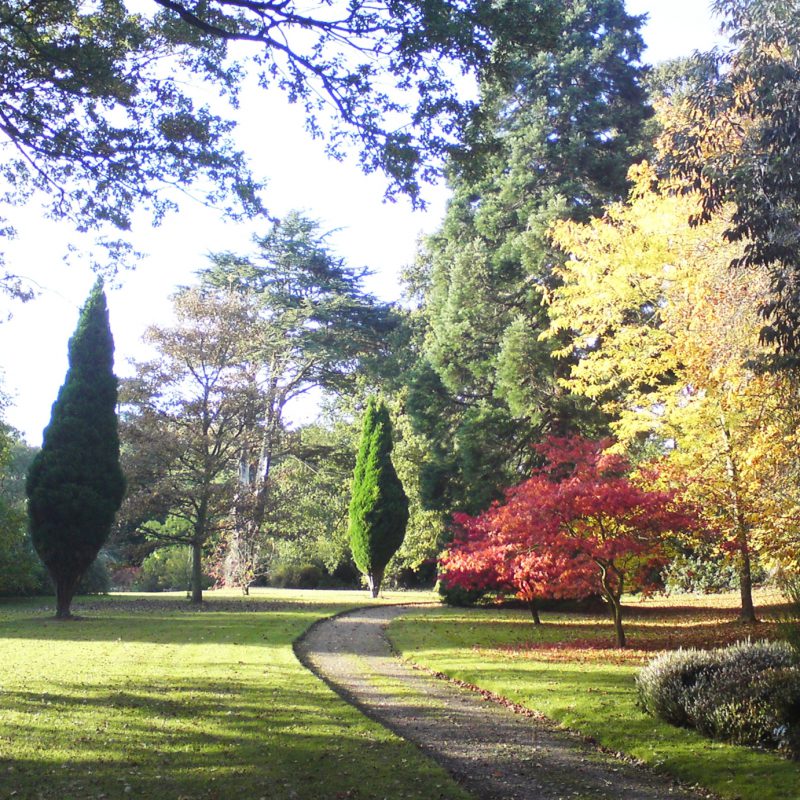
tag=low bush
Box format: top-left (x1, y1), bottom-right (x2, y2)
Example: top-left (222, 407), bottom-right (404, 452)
top-left (436, 581), bottom-right (487, 607)
top-left (776, 573), bottom-right (800, 658)
top-left (268, 563), bottom-right (324, 589)
top-left (134, 547), bottom-right (212, 593)
top-left (637, 640), bottom-right (800, 757)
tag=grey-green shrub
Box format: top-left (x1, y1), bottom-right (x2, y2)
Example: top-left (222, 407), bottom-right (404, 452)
top-left (637, 640), bottom-right (800, 756)
top-left (636, 647), bottom-right (719, 726)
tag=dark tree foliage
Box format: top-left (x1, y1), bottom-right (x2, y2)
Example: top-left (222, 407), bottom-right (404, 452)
top-left (0, 0), bottom-right (578, 268)
top-left (349, 397), bottom-right (409, 597)
top-left (26, 281), bottom-right (125, 618)
top-left (0, 1), bottom-right (262, 248)
top-left (407, 0), bottom-right (650, 513)
top-left (144, 0), bottom-right (566, 202)
top-left (666, 0), bottom-right (800, 355)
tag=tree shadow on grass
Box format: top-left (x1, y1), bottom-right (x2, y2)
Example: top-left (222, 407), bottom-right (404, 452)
top-left (1, 675), bottom-right (464, 800)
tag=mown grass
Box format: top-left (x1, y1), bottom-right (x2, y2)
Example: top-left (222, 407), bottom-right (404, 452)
top-left (0, 589), bottom-right (470, 800)
top-left (388, 591), bottom-right (800, 800)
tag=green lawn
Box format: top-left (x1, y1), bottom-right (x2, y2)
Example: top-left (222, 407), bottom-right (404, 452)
top-left (387, 593), bottom-right (800, 800)
top-left (0, 590), bottom-right (470, 800)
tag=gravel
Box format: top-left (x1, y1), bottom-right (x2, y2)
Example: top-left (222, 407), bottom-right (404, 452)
top-left (296, 604), bottom-right (706, 800)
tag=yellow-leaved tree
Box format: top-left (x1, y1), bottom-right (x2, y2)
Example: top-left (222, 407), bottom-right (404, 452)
top-left (547, 164), bottom-right (800, 621)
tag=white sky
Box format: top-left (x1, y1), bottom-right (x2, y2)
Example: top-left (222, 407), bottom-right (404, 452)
top-left (0, 0), bottom-right (725, 444)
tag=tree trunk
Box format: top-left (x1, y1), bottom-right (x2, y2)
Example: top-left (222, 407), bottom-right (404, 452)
top-left (242, 583), bottom-right (250, 596)
top-left (528, 599), bottom-right (541, 625)
top-left (55, 574), bottom-right (79, 619)
top-left (720, 414), bottom-right (758, 623)
top-left (191, 541), bottom-right (203, 604)
top-left (368, 568), bottom-right (384, 598)
top-left (738, 545), bottom-right (757, 623)
top-left (598, 562), bottom-right (626, 648)
top-left (608, 595), bottom-right (626, 648)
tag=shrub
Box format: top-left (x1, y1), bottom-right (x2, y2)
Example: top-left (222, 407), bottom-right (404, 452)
top-left (268, 564), bottom-right (324, 589)
top-left (635, 647), bottom-right (719, 726)
top-left (637, 640), bottom-right (800, 756)
top-left (135, 547), bottom-right (211, 593)
top-left (437, 580), bottom-right (487, 607)
top-left (663, 549), bottom-right (766, 594)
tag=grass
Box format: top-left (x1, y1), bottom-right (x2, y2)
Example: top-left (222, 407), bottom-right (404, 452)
top-left (0, 589), bottom-right (471, 800)
top-left (387, 590), bottom-right (800, 800)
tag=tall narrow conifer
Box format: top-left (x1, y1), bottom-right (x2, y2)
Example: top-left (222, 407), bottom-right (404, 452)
top-left (349, 398), bottom-right (408, 597)
top-left (26, 280), bottom-right (125, 618)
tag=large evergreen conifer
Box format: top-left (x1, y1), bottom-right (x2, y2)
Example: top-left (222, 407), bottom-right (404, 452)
top-left (26, 280), bottom-right (125, 618)
top-left (349, 398), bottom-right (408, 597)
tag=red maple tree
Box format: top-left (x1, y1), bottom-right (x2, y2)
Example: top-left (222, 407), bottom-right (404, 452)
top-left (440, 436), bottom-right (701, 647)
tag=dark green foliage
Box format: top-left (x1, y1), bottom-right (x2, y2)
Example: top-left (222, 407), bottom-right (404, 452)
top-left (26, 281), bottom-right (125, 617)
top-left (267, 564), bottom-right (325, 590)
top-left (0, 0), bottom-right (592, 282)
top-left (349, 398), bottom-right (409, 596)
top-left (0, 423), bottom-right (43, 595)
top-left (669, 0), bottom-right (800, 355)
top-left (0, 0), bottom-right (261, 278)
top-left (637, 641), bottom-right (800, 757)
top-left (76, 553), bottom-right (112, 596)
top-left (407, 0), bottom-right (650, 511)
top-left (437, 581), bottom-right (486, 607)
top-left (133, 547), bottom-right (212, 593)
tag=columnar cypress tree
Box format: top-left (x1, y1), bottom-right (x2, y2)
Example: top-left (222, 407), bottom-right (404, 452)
top-left (349, 398), bottom-right (409, 597)
top-left (26, 280), bottom-right (125, 618)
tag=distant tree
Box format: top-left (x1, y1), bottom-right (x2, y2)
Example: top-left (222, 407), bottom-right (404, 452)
top-left (199, 213), bottom-right (398, 588)
top-left (26, 281), bottom-right (125, 618)
top-left (0, 420), bottom-right (41, 596)
top-left (349, 398), bottom-right (409, 597)
top-left (119, 287), bottom-right (257, 604)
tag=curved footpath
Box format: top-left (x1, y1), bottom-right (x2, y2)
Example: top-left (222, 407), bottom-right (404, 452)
top-left (296, 604), bottom-right (703, 800)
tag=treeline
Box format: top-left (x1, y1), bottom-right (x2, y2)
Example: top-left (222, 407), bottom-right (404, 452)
top-left (2, 0), bottom-right (800, 610)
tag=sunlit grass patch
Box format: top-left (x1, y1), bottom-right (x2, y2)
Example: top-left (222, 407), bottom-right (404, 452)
top-left (0, 588), bottom-right (466, 800)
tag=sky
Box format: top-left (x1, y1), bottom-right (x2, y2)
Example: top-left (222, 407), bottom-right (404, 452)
top-left (0, 0), bottom-right (726, 444)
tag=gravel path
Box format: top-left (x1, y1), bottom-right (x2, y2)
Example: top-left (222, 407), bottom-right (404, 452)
top-left (295, 604), bottom-right (703, 800)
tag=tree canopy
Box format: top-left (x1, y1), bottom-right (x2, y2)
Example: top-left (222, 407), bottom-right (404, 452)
top-left (406, 0), bottom-right (650, 512)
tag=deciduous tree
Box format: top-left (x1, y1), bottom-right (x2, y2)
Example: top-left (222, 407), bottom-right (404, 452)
top-left (441, 437), bottom-right (697, 646)
top-left (199, 213), bottom-right (397, 588)
top-left (663, 0), bottom-right (800, 354)
top-left (119, 287), bottom-right (257, 603)
top-left (548, 165), bottom-right (800, 621)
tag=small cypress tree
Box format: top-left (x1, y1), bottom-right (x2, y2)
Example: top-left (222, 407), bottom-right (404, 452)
top-left (26, 280), bottom-right (125, 618)
top-left (349, 397), bottom-right (409, 597)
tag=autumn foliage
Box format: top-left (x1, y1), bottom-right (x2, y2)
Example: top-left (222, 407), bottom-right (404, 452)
top-left (440, 437), bottom-right (701, 646)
